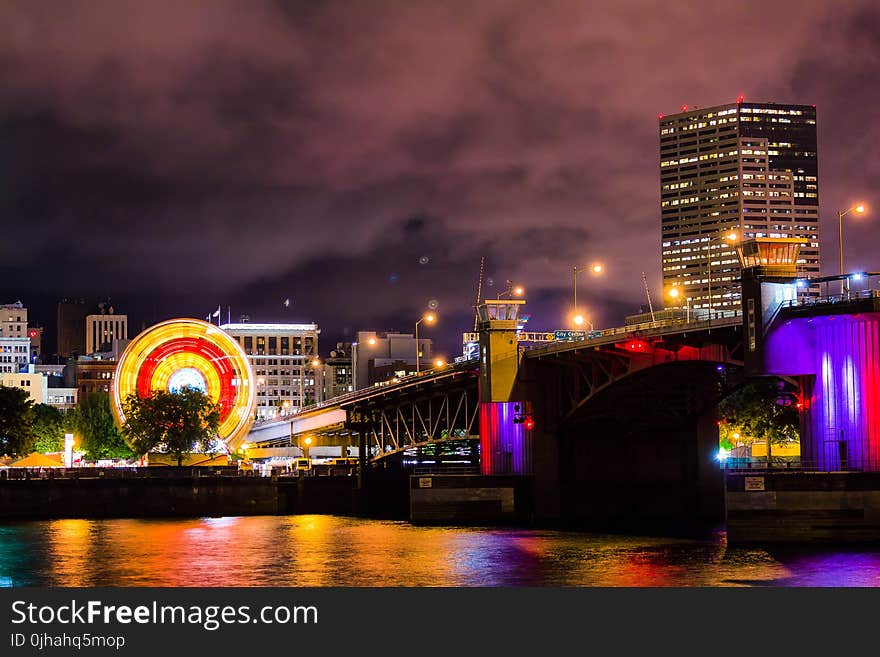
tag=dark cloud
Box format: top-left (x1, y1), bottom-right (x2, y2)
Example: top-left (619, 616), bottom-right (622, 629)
top-left (1, 0), bottom-right (877, 355)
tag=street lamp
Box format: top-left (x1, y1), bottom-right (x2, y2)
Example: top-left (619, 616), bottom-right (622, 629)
top-left (667, 287), bottom-right (690, 323)
top-left (498, 280), bottom-right (526, 299)
top-left (838, 203), bottom-right (867, 293)
top-left (434, 358), bottom-right (446, 369)
top-left (706, 230), bottom-right (738, 321)
top-left (415, 311), bottom-right (436, 374)
top-left (571, 262), bottom-right (605, 312)
top-left (572, 314), bottom-right (594, 331)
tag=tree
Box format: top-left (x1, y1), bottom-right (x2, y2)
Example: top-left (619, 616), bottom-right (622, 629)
top-left (719, 379), bottom-right (799, 456)
top-left (121, 387), bottom-right (221, 466)
top-left (70, 391), bottom-right (132, 460)
top-left (0, 386), bottom-right (36, 457)
top-left (32, 403), bottom-right (67, 453)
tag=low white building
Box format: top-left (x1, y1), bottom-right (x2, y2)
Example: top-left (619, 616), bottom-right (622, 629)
top-left (0, 372), bottom-right (47, 404)
top-left (45, 387), bottom-right (78, 411)
top-left (0, 336), bottom-right (30, 374)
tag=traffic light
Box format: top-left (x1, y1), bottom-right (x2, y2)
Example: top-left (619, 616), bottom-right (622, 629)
top-left (513, 403), bottom-right (534, 430)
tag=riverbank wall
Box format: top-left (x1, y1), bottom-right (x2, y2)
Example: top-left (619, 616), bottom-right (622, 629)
top-left (725, 471), bottom-right (880, 543)
top-left (0, 468), bottom-right (358, 520)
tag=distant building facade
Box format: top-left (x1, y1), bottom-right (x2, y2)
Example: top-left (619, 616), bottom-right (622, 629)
top-left (352, 331), bottom-right (433, 390)
top-left (0, 372), bottom-right (47, 405)
top-left (45, 387), bottom-right (77, 411)
top-left (85, 303), bottom-right (128, 354)
top-left (221, 323), bottom-right (321, 421)
top-left (0, 337), bottom-right (30, 374)
top-left (27, 326), bottom-right (42, 363)
top-left (57, 299), bottom-right (89, 358)
top-left (320, 342), bottom-right (353, 400)
top-left (0, 302), bottom-right (27, 341)
top-left (63, 357), bottom-right (116, 398)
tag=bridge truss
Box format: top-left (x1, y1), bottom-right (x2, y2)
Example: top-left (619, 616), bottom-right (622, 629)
top-left (345, 369), bottom-right (480, 459)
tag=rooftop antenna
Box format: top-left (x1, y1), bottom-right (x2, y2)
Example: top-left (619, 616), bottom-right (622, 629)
top-left (642, 272), bottom-right (656, 324)
top-left (473, 256), bottom-right (485, 331)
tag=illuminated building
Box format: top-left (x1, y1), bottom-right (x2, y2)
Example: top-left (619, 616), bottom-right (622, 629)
top-left (0, 301), bottom-right (27, 340)
top-left (0, 372), bottom-right (46, 404)
top-left (220, 322), bottom-right (320, 420)
top-left (0, 337), bottom-right (30, 374)
top-left (112, 318), bottom-right (256, 446)
top-left (660, 101), bottom-right (819, 317)
top-left (85, 303), bottom-right (128, 354)
top-left (320, 342), bottom-right (353, 399)
top-left (351, 331), bottom-right (433, 390)
top-left (64, 357), bottom-right (117, 398)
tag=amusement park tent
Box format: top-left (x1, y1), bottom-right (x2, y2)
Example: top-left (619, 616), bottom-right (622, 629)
top-left (147, 453), bottom-right (230, 467)
top-left (9, 452), bottom-right (65, 467)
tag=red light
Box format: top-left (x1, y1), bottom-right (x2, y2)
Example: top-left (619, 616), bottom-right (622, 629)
top-left (622, 339), bottom-right (649, 353)
top-left (29, 330), bottom-right (37, 337)
top-left (796, 402), bottom-right (804, 410)
top-left (658, 113), bottom-right (664, 120)
top-left (736, 93), bottom-right (745, 103)
top-left (524, 416), bottom-right (535, 431)
top-left (680, 105), bottom-right (688, 112)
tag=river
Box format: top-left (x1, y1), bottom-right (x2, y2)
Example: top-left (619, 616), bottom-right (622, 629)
top-left (2, 515), bottom-right (879, 587)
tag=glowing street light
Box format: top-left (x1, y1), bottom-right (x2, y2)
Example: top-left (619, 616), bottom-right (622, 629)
top-left (415, 311), bottom-right (436, 374)
top-left (706, 230), bottom-right (738, 322)
top-left (572, 314), bottom-right (594, 330)
top-left (434, 358), bottom-right (446, 369)
top-left (498, 280), bottom-right (526, 299)
top-left (572, 263), bottom-right (603, 321)
top-left (667, 286), bottom-right (691, 323)
top-left (838, 203), bottom-right (867, 292)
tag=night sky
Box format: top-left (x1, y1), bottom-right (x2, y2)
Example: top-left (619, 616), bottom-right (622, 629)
top-left (1, 1), bottom-right (878, 359)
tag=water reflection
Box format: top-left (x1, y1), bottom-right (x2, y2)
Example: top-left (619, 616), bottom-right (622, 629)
top-left (1, 516), bottom-right (879, 587)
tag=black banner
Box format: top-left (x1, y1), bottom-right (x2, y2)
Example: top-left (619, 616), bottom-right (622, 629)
top-left (1, 587), bottom-right (877, 656)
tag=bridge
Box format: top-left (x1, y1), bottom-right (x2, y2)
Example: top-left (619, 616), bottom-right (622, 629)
top-left (241, 238), bottom-right (880, 527)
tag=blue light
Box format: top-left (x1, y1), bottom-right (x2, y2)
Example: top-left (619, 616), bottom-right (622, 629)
top-left (796, 279), bottom-right (807, 288)
top-left (716, 447), bottom-right (730, 462)
top-left (850, 272), bottom-right (864, 282)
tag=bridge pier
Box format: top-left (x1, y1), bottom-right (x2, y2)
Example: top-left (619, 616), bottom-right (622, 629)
top-left (524, 358), bottom-right (732, 532)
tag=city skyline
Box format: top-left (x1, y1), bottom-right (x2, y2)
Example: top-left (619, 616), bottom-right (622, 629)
top-left (1, 1), bottom-right (878, 357)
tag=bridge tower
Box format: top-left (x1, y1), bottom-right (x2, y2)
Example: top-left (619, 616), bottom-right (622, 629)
top-left (736, 238), bottom-right (804, 375)
top-left (475, 299), bottom-right (531, 475)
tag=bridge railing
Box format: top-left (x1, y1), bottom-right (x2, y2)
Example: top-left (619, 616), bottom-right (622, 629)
top-left (721, 457), bottom-right (880, 473)
top-left (520, 312), bottom-right (742, 353)
top-left (777, 289), bottom-right (880, 313)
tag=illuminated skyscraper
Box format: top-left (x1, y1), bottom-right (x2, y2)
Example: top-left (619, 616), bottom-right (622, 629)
top-left (659, 101), bottom-right (819, 317)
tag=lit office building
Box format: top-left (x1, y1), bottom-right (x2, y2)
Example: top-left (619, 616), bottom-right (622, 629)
top-left (221, 323), bottom-right (321, 420)
top-left (659, 100), bottom-right (819, 317)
